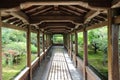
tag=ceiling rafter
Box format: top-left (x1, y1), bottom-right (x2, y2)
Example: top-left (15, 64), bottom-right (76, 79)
top-left (60, 6), bottom-right (81, 16)
top-left (16, 21), bottom-right (23, 27)
top-left (59, 10), bottom-right (73, 15)
top-left (25, 6), bottom-right (45, 13)
top-left (2, 16), bottom-right (15, 22)
top-left (44, 26), bottom-right (71, 31)
top-left (94, 16), bottom-right (105, 21)
top-left (30, 15), bottom-right (84, 24)
top-left (6, 18), bottom-right (18, 23)
top-left (10, 10), bottom-right (29, 24)
top-left (112, 0), bottom-right (120, 8)
top-left (47, 29), bottom-right (70, 33)
top-left (38, 22), bottom-right (75, 28)
top-left (73, 5), bottom-right (90, 12)
top-left (67, 5), bottom-right (87, 13)
top-left (2, 15), bottom-right (13, 20)
top-left (84, 10), bottom-right (100, 23)
top-left (0, 0), bottom-right (111, 10)
top-left (31, 7), bottom-right (53, 16)
top-left (44, 27), bottom-right (71, 30)
top-left (12, 20), bottom-right (22, 25)
top-left (22, 5), bottom-right (37, 11)
top-left (92, 18), bottom-right (101, 23)
top-left (44, 26), bottom-right (71, 29)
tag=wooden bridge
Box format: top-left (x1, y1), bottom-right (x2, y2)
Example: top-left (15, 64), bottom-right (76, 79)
top-left (0, 0), bottom-right (120, 80)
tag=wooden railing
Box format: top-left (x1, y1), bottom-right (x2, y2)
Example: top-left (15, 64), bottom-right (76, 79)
top-left (14, 46), bottom-right (52, 80)
top-left (69, 50), bottom-right (102, 80)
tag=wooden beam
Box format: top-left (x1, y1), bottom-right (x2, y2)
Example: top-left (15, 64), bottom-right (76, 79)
top-left (21, 1), bottom-right (88, 6)
top-left (26, 26), bottom-right (32, 80)
top-left (39, 20), bottom-right (81, 26)
top-left (46, 28), bottom-right (70, 31)
top-left (21, 1), bottom-right (109, 10)
top-left (70, 34), bottom-right (72, 59)
top-left (74, 31), bottom-right (78, 67)
top-left (44, 26), bottom-right (71, 29)
top-left (1, 0), bottom-right (109, 10)
top-left (30, 15), bottom-right (84, 24)
top-left (37, 29), bottom-right (40, 57)
top-left (61, 6), bottom-right (84, 14)
top-left (114, 15), bottom-right (120, 24)
top-left (47, 28), bottom-right (70, 31)
top-left (0, 11), bottom-right (2, 80)
top-left (2, 16), bottom-right (15, 22)
top-left (11, 20), bottom-right (21, 24)
top-left (25, 6), bottom-right (45, 13)
top-left (112, 0), bottom-right (120, 8)
top-left (46, 34), bottom-right (48, 48)
top-left (10, 11), bottom-right (29, 24)
top-left (42, 32), bottom-right (45, 53)
top-left (83, 28), bottom-right (88, 80)
top-left (68, 5), bottom-right (88, 13)
top-left (2, 22), bottom-right (37, 33)
top-left (38, 22), bottom-right (75, 28)
top-left (31, 7), bottom-right (53, 16)
top-left (108, 8), bottom-right (119, 80)
top-left (86, 21), bottom-right (108, 30)
top-left (60, 6), bottom-right (81, 16)
top-left (2, 22), bottom-right (27, 31)
top-left (84, 10), bottom-right (100, 23)
top-left (67, 34), bottom-right (70, 49)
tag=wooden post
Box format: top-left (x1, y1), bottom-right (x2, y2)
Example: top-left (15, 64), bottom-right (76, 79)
top-left (63, 34), bottom-right (65, 47)
top-left (45, 34), bottom-right (47, 49)
top-left (108, 8), bottom-right (119, 80)
top-left (64, 34), bottom-right (66, 47)
top-left (27, 25), bottom-right (32, 80)
top-left (48, 34), bottom-right (51, 46)
top-left (42, 32), bottom-right (45, 53)
top-left (68, 34), bottom-right (70, 49)
top-left (68, 34), bottom-right (70, 55)
top-left (70, 33), bottom-right (73, 59)
top-left (83, 28), bottom-right (88, 80)
top-left (37, 29), bottom-right (40, 57)
top-left (0, 11), bottom-right (2, 80)
top-left (42, 32), bottom-right (46, 59)
top-left (46, 34), bottom-right (48, 49)
top-left (47, 34), bottom-right (50, 47)
top-left (75, 31), bottom-right (78, 67)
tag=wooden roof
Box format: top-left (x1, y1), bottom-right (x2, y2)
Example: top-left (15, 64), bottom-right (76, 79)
top-left (0, 0), bottom-right (120, 34)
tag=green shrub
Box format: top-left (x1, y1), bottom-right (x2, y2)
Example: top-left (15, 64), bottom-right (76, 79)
top-left (4, 42), bottom-right (26, 55)
top-left (2, 56), bottom-right (7, 67)
top-left (31, 44), bottom-right (37, 54)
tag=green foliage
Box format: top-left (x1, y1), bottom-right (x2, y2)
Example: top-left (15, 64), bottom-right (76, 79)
top-left (77, 32), bottom-right (84, 58)
top-left (78, 27), bottom-right (108, 78)
top-left (2, 28), bottom-right (26, 45)
top-left (53, 34), bottom-right (63, 44)
top-left (1, 27), bottom-right (38, 80)
top-left (31, 44), bottom-right (37, 54)
top-left (2, 28), bottom-right (27, 79)
top-left (78, 32), bottom-right (83, 45)
top-left (88, 27), bottom-right (107, 53)
top-left (2, 54), bottom-right (26, 80)
top-left (31, 33), bottom-right (37, 46)
top-left (4, 42), bottom-right (26, 54)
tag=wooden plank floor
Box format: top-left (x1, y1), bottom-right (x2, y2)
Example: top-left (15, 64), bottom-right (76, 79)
top-left (47, 47), bottom-right (72, 80)
top-left (33, 46), bottom-right (82, 80)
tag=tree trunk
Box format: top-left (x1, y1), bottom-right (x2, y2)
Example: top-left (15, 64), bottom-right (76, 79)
top-left (94, 47), bottom-right (97, 54)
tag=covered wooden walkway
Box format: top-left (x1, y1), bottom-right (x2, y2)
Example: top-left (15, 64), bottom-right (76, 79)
top-left (33, 46), bottom-right (82, 80)
top-left (0, 0), bottom-right (120, 80)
